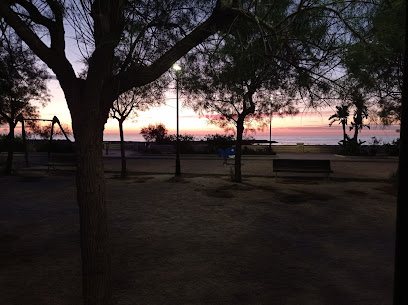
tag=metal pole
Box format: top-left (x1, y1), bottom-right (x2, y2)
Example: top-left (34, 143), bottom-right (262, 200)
top-left (175, 74), bottom-right (181, 176)
top-left (269, 112), bottom-right (272, 151)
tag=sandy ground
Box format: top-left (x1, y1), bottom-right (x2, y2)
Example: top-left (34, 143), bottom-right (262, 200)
top-left (0, 153), bottom-right (398, 304)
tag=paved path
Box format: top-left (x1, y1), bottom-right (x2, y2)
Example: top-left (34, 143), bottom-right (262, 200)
top-left (13, 151), bottom-right (398, 181)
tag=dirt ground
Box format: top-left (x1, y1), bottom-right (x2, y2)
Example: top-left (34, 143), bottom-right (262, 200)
top-left (0, 154), bottom-right (398, 304)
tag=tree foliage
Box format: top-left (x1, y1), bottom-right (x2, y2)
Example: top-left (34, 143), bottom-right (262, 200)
top-left (0, 25), bottom-right (48, 126)
top-left (0, 0), bottom-right (386, 303)
top-left (343, 0), bottom-right (405, 125)
top-left (140, 123), bottom-right (168, 143)
top-left (329, 104), bottom-right (350, 145)
top-left (181, 0), bottom-right (362, 181)
top-left (110, 78), bottom-right (167, 177)
top-left (0, 24), bottom-right (49, 174)
top-left (0, 1), bottom-right (248, 303)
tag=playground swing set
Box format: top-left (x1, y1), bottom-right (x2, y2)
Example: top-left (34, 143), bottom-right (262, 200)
top-left (11, 115), bottom-right (72, 167)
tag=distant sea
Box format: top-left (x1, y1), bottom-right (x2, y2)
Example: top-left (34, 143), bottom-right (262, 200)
top-left (102, 132), bottom-right (400, 146)
top-left (2, 126), bottom-right (400, 145)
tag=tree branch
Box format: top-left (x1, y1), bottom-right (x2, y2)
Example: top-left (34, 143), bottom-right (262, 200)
top-left (0, 2), bottom-right (77, 89)
top-left (104, 2), bottom-right (241, 105)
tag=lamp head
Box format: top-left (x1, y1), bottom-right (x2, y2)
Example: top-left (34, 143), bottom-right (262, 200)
top-left (172, 63), bottom-right (182, 71)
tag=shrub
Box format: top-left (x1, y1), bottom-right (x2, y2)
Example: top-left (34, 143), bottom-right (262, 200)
top-left (204, 134), bottom-right (235, 153)
top-left (0, 134), bottom-right (25, 152)
top-left (384, 138), bottom-right (400, 156)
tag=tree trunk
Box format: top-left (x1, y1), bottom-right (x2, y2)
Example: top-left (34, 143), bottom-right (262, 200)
top-left (342, 121), bottom-right (347, 147)
top-left (118, 119), bottom-right (127, 178)
top-left (393, 3), bottom-right (408, 303)
top-left (353, 124), bottom-right (359, 144)
top-left (48, 119), bottom-right (55, 160)
top-left (5, 121), bottom-right (15, 175)
top-left (21, 119), bottom-right (29, 167)
top-left (234, 118), bottom-right (244, 183)
top-left (73, 118), bottom-right (112, 305)
top-left (352, 114), bottom-right (361, 145)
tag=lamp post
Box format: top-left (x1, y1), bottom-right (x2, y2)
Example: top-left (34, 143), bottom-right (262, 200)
top-left (269, 110), bottom-right (272, 152)
top-left (173, 63), bottom-right (182, 176)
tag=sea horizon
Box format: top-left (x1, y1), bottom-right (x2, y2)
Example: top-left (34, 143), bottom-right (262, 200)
top-left (102, 132), bottom-right (399, 146)
top-left (2, 125), bottom-right (400, 146)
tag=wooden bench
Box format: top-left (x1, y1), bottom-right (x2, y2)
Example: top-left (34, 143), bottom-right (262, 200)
top-left (273, 159), bottom-right (333, 180)
top-left (47, 153), bottom-right (76, 172)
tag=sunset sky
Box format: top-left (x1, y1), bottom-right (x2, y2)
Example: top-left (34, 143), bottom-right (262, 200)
top-left (34, 78), bottom-right (340, 134)
top-left (0, 22), bottom-right (399, 144)
top-left (3, 77), bottom-right (394, 144)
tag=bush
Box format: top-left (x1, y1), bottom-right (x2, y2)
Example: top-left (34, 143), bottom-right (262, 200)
top-left (0, 134), bottom-right (25, 152)
top-left (384, 138), bottom-right (400, 156)
top-left (204, 134), bottom-right (235, 153)
top-left (242, 146), bottom-right (276, 155)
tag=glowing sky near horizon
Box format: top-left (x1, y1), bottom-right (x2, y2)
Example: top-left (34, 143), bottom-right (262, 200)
top-left (37, 79), bottom-right (337, 135)
top-left (7, 78), bottom-right (395, 142)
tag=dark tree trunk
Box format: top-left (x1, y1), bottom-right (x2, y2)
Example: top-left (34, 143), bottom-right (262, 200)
top-left (48, 119), bottom-right (56, 160)
top-left (5, 121), bottom-right (15, 175)
top-left (118, 119), bottom-right (127, 178)
top-left (21, 119), bottom-right (28, 167)
top-left (69, 82), bottom-right (113, 305)
top-left (234, 118), bottom-right (244, 183)
top-left (393, 3), bottom-right (408, 304)
top-left (342, 121), bottom-right (347, 147)
top-left (74, 121), bottom-right (112, 305)
top-left (352, 113), bottom-right (362, 145)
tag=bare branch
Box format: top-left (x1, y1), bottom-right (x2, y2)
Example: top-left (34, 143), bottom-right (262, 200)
top-left (0, 2), bottom-right (76, 88)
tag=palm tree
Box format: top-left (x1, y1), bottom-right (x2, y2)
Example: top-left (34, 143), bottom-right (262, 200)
top-left (329, 105), bottom-right (350, 146)
top-left (349, 90), bottom-right (370, 145)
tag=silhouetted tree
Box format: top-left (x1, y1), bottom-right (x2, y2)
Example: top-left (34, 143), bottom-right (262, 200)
top-left (140, 123), bottom-right (168, 144)
top-left (394, 1), bottom-right (407, 304)
top-left (0, 26), bottom-right (49, 174)
top-left (0, 1), bottom-right (380, 303)
top-left (110, 81), bottom-right (166, 177)
top-left (343, 0), bottom-right (404, 125)
top-left (329, 105), bottom-right (350, 147)
top-left (349, 90), bottom-right (370, 146)
top-left (182, 2), bottom-right (340, 182)
top-left (0, 2), bottom-right (248, 303)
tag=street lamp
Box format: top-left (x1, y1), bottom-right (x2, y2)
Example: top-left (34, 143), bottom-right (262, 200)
top-left (269, 96), bottom-right (274, 152)
top-left (172, 63), bottom-right (182, 176)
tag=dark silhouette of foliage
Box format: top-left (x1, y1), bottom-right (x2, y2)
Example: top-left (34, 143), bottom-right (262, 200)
top-left (140, 123), bottom-right (168, 143)
top-left (0, 26), bottom-right (49, 174)
top-left (329, 104), bottom-right (350, 147)
top-left (0, 0), bottom-right (383, 303)
top-left (110, 81), bottom-right (166, 177)
top-left (204, 134), bottom-right (235, 153)
top-left (343, 0), bottom-right (404, 125)
top-left (0, 1), bottom-right (249, 302)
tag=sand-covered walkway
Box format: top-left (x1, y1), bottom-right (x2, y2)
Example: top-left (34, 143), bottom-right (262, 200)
top-left (0, 153), bottom-right (398, 304)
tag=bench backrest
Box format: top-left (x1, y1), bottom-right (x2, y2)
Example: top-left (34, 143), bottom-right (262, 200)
top-left (273, 159), bottom-right (331, 170)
